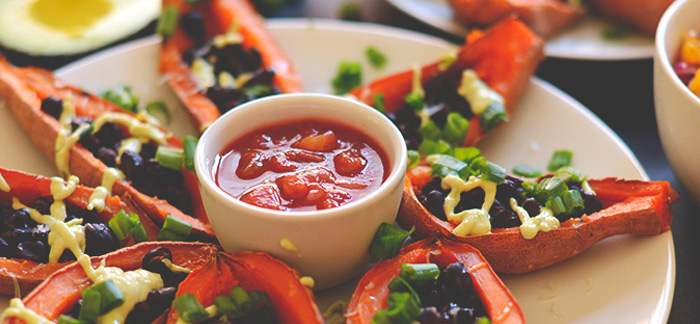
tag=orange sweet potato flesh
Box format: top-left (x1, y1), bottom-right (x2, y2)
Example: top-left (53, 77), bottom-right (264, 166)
top-left (2, 242), bottom-right (219, 324)
top-left (165, 252), bottom-right (324, 324)
top-left (350, 17), bottom-right (544, 147)
top-left (398, 173), bottom-right (678, 273)
top-left (0, 57), bottom-right (214, 239)
top-left (346, 238), bottom-right (523, 324)
top-left (0, 167), bottom-right (162, 296)
top-left (447, 0), bottom-right (583, 37)
top-left (589, 0), bottom-right (674, 35)
top-left (159, 0), bottom-right (303, 132)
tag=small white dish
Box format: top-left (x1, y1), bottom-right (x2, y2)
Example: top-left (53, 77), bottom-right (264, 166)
top-left (654, 0), bottom-right (700, 204)
top-left (194, 93), bottom-right (407, 289)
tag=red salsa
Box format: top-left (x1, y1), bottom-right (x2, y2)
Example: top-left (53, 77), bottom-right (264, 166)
top-left (215, 120), bottom-right (390, 211)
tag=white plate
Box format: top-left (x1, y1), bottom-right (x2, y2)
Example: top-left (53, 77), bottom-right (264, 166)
top-left (386, 0), bottom-right (655, 60)
top-left (0, 19), bottom-right (673, 323)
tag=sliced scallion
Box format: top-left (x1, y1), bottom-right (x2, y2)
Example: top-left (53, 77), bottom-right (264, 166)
top-left (156, 146), bottom-right (184, 170)
top-left (332, 61), bottom-right (362, 94)
top-left (366, 46), bottom-right (387, 69)
top-left (174, 293), bottom-right (209, 323)
top-left (145, 101), bottom-right (171, 125)
top-left (533, 176), bottom-right (568, 204)
top-left (547, 150), bottom-right (573, 172)
top-left (404, 92), bottom-right (424, 111)
top-left (230, 286), bottom-right (252, 315)
top-left (512, 164), bottom-right (541, 178)
top-left (479, 102), bottom-right (507, 132)
top-left (471, 157), bottom-right (505, 184)
top-left (183, 136), bottom-right (198, 172)
top-left (377, 292), bottom-right (421, 324)
top-left (562, 189), bottom-right (584, 215)
top-left (475, 317), bottom-right (492, 324)
top-left (81, 280), bottom-right (125, 315)
top-left (79, 289), bottom-right (101, 322)
top-left (127, 212), bottom-right (148, 243)
top-left (57, 315), bottom-right (88, 324)
top-left (214, 295), bottom-right (238, 319)
top-left (157, 215), bottom-right (192, 241)
top-left (108, 210), bottom-right (131, 241)
top-left (369, 223), bottom-right (414, 263)
top-left (101, 85), bottom-right (139, 112)
top-left (399, 263), bottom-right (439, 287)
top-left (372, 93), bottom-right (386, 113)
top-left (555, 166), bottom-right (584, 183)
top-left (418, 120), bottom-right (442, 141)
top-left (442, 112), bottom-right (469, 144)
top-left (388, 276), bottom-right (421, 305)
top-left (417, 139), bottom-right (452, 156)
top-left (407, 150), bottom-right (420, 169)
top-left (453, 147), bottom-right (480, 163)
top-left (157, 6), bottom-right (180, 38)
top-left (430, 155), bottom-right (471, 180)
top-left (547, 196), bottom-right (567, 216)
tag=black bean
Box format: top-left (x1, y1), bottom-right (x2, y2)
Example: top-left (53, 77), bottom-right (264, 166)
top-left (32, 197), bottom-right (51, 215)
top-left (119, 150), bottom-right (144, 180)
top-left (444, 93), bottom-right (471, 119)
top-left (490, 205), bottom-right (520, 229)
top-left (439, 263), bottom-right (472, 293)
top-left (455, 189), bottom-right (484, 212)
top-left (245, 69), bottom-right (276, 87)
top-left (140, 143), bottom-right (158, 160)
top-left (422, 177), bottom-right (443, 196)
top-left (416, 307), bottom-right (450, 324)
top-left (0, 206), bottom-right (12, 220)
top-left (66, 204), bottom-right (99, 224)
top-left (0, 237), bottom-right (12, 257)
top-left (2, 228), bottom-right (31, 244)
top-left (142, 247), bottom-right (173, 277)
top-left (4, 209), bottom-right (31, 229)
top-left (96, 147), bottom-right (117, 167)
top-left (495, 179), bottom-right (519, 206)
top-left (583, 192), bottom-right (603, 215)
top-left (41, 96), bottom-right (63, 120)
top-left (69, 299), bottom-right (83, 319)
top-left (94, 122), bottom-right (123, 149)
top-left (243, 48), bottom-right (262, 70)
top-left (84, 223), bottom-right (119, 256)
top-left (180, 12), bottom-right (205, 41)
top-left (30, 224), bottom-right (49, 243)
top-left (15, 240), bottom-right (47, 262)
top-left (146, 287), bottom-right (177, 312)
top-left (70, 116), bottom-right (93, 131)
top-left (79, 133), bottom-right (100, 153)
top-left (419, 286), bottom-right (447, 309)
top-left (125, 302), bottom-right (155, 324)
top-left (425, 190), bottom-right (447, 221)
top-left (522, 198), bottom-right (542, 217)
top-left (429, 103), bottom-right (449, 128)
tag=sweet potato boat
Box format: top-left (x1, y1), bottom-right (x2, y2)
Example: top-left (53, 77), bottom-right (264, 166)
top-left (1, 242), bottom-right (323, 324)
top-left (159, 0), bottom-right (303, 132)
top-left (347, 238), bottom-right (523, 324)
top-left (350, 17), bottom-right (544, 147)
top-left (0, 166), bottom-right (161, 296)
top-left (447, 0), bottom-right (583, 38)
top-left (589, 0), bottom-right (674, 35)
top-left (398, 168), bottom-right (678, 273)
top-left (0, 58), bottom-right (214, 239)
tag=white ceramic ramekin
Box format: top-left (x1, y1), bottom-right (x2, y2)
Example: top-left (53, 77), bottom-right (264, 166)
top-left (194, 93), bottom-right (407, 289)
top-left (654, 0), bottom-right (700, 203)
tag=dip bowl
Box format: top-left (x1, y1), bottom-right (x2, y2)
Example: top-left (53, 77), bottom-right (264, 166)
top-left (195, 93), bottom-right (407, 289)
top-left (654, 0), bottom-right (700, 203)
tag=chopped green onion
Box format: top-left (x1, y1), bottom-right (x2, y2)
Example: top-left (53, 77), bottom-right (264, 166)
top-left (453, 147), bottom-right (480, 163)
top-left (372, 93), bottom-right (386, 113)
top-left (81, 280), bottom-right (125, 315)
top-left (562, 189), bottom-right (584, 215)
top-left (442, 112), bottom-right (470, 144)
top-left (372, 292), bottom-right (421, 324)
top-left (214, 295), bottom-right (238, 319)
top-left (521, 181), bottom-right (536, 193)
top-left (332, 61), bottom-right (362, 94)
top-left (366, 47), bottom-right (387, 69)
top-left (471, 157), bottom-right (505, 184)
top-left (108, 210), bottom-right (131, 241)
top-left (417, 139), bottom-right (452, 156)
top-left (533, 177), bottom-right (568, 204)
top-left (399, 263), bottom-right (439, 287)
top-left (388, 276), bottom-right (421, 305)
top-left (174, 293), bottom-right (209, 323)
top-left (243, 84), bottom-right (274, 98)
top-left (475, 317), bottom-right (492, 324)
top-left (79, 289), bottom-right (101, 322)
top-left (407, 150), bottom-right (420, 169)
top-left (157, 6), bottom-right (180, 38)
top-left (102, 85), bottom-right (139, 112)
top-left (546, 196), bottom-right (567, 216)
top-left (128, 212), bottom-right (148, 243)
top-left (554, 166), bottom-right (584, 183)
top-left (249, 291), bottom-right (271, 308)
top-left (404, 92), bottom-right (424, 111)
top-left (230, 286), bottom-right (252, 314)
top-left (419, 119), bottom-right (442, 141)
top-left (145, 101), bottom-right (171, 125)
top-left (430, 155), bottom-right (471, 180)
top-left (338, 1), bottom-right (363, 21)
top-left (512, 164), bottom-right (541, 178)
top-left (479, 102), bottom-right (507, 132)
top-left (158, 215), bottom-right (193, 241)
top-left (369, 223), bottom-right (414, 263)
top-left (57, 315), bottom-right (88, 324)
top-left (547, 150), bottom-right (573, 172)
top-left (156, 146), bottom-right (184, 170)
top-left (183, 136), bottom-right (198, 172)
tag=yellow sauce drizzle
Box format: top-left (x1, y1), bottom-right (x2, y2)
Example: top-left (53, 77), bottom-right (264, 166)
top-left (509, 198), bottom-right (560, 240)
top-left (411, 64), bottom-right (425, 97)
top-left (441, 175), bottom-right (496, 236)
top-left (162, 259), bottom-right (191, 274)
top-left (0, 298), bottom-right (53, 324)
top-left (457, 69), bottom-right (504, 116)
top-left (87, 168), bottom-right (121, 212)
top-left (0, 170), bottom-right (10, 192)
top-left (92, 112), bottom-right (167, 145)
top-left (300, 276), bottom-right (315, 289)
top-left (55, 123), bottom-right (90, 178)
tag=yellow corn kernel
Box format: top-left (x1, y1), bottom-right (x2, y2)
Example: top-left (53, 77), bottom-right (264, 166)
top-left (681, 31), bottom-right (700, 65)
top-left (689, 69), bottom-right (700, 97)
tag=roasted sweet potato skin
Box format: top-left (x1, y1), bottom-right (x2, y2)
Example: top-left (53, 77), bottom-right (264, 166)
top-left (346, 238), bottom-right (523, 324)
top-left (350, 17), bottom-right (544, 147)
top-left (448, 0), bottom-right (583, 38)
top-left (589, 0), bottom-right (674, 35)
top-left (0, 167), bottom-right (161, 296)
top-left (398, 174), bottom-right (678, 273)
top-left (0, 57), bottom-right (214, 239)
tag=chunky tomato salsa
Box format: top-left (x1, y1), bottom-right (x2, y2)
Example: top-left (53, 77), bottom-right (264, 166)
top-left (215, 120), bottom-right (389, 211)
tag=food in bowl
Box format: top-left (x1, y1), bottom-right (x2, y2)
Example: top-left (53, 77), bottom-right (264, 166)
top-left (346, 238), bottom-right (524, 324)
top-left (672, 30), bottom-right (700, 96)
top-left (215, 119), bottom-right (389, 211)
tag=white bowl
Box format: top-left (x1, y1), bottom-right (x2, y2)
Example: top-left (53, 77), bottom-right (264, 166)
top-left (654, 0), bottom-right (700, 203)
top-left (194, 93), bottom-right (407, 289)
